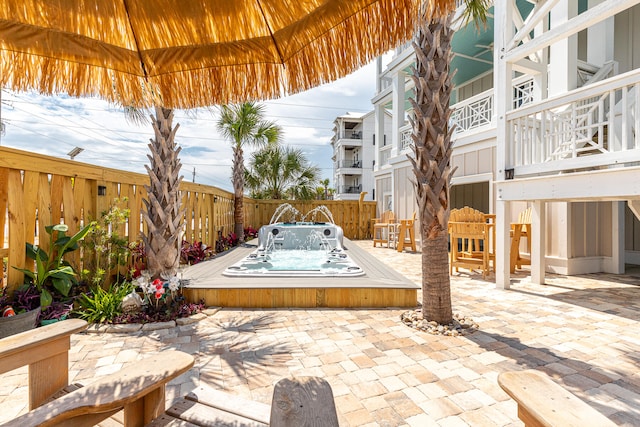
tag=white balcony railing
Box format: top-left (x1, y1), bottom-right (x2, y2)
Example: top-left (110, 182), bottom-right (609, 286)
top-left (400, 124), bottom-right (412, 151)
top-left (451, 76), bottom-right (535, 135)
top-left (508, 68), bottom-right (640, 176)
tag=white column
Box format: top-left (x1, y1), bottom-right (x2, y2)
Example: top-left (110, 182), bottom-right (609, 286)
top-left (374, 104), bottom-right (385, 173)
top-left (549, 0), bottom-right (578, 95)
top-left (587, 0), bottom-right (614, 66)
top-left (495, 199), bottom-right (511, 289)
top-left (610, 201), bottom-right (625, 274)
top-left (531, 200), bottom-right (546, 284)
top-left (533, 14), bottom-right (549, 102)
top-left (391, 71), bottom-right (405, 157)
top-left (376, 56), bottom-right (383, 92)
top-left (494, 0), bottom-right (514, 289)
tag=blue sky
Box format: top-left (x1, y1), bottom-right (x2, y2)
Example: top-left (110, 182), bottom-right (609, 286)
top-left (0, 60), bottom-right (382, 192)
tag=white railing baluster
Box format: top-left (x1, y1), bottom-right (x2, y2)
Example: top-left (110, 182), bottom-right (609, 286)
top-left (622, 86), bottom-right (629, 150)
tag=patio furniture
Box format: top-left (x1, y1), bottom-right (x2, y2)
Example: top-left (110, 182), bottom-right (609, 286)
top-left (372, 210), bottom-right (396, 247)
top-left (393, 211), bottom-right (417, 252)
top-left (510, 207), bottom-right (532, 273)
top-left (498, 369), bottom-right (616, 427)
top-left (1, 319), bottom-right (339, 427)
top-left (448, 207), bottom-right (495, 279)
top-left (0, 319), bottom-right (88, 410)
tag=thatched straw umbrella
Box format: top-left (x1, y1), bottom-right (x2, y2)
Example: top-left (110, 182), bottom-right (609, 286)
top-left (0, 0), bottom-right (456, 293)
top-left (0, 0), bottom-right (452, 108)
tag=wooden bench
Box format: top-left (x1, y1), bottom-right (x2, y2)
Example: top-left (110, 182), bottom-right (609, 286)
top-left (1, 319), bottom-right (339, 427)
top-left (0, 318), bottom-right (88, 410)
top-left (498, 370), bottom-right (616, 427)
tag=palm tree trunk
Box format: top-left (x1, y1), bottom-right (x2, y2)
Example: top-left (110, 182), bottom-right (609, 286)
top-left (142, 107), bottom-right (184, 279)
top-left (232, 145), bottom-right (245, 242)
top-left (410, 12), bottom-right (455, 324)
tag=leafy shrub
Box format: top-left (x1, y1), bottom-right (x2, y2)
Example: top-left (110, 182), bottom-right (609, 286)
top-left (13, 223), bottom-right (94, 307)
top-left (244, 226), bottom-right (259, 240)
top-left (112, 300), bottom-right (205, 324)
top-left (80, 198), bottom-right (132, 286)
top-left (41, 300), bottom-right (73, 321)
top-left (180, 240), bottom-right (214, 265)
top-left (11, 284), bottom-right (41, 313)
top-left (226, 232), bottom-right (239, 247)
top-left (128, 240), bottom-right (147, 278)
top-left (76, 282), bottom-right (134, 324)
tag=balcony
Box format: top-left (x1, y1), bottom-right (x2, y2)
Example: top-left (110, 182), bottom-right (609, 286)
top-left (507, 68), bottom-right (640, 177)
top-left (338, 184), bottom-right (362, 194)
top-left (334, 160), bottom-right (362, 175)
top-left (339, 130), bottom-right (362, 140)
top-left (336, 159), bottom-right (363, 170)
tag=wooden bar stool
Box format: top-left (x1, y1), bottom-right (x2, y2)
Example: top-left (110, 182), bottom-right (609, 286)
top-left (396, 212), bottom-right (417, 252)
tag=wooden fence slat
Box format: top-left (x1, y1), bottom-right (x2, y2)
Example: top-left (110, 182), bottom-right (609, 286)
top-left (7, 169), bottom-right (26, 287)
top-left (23, 171), bottom-right (39, 246)
top-left (37, 174), bottom-right (53, 254)
top-left (50, 175), bottom-right (64, 228)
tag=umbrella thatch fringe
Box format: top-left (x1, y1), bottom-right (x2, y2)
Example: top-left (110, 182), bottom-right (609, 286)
top-left (283, 0), bottom-right (425, 95)
top-left (0, 51), bottom-right (151, 106)
top-left (0, 0), bottom-right (455, 109)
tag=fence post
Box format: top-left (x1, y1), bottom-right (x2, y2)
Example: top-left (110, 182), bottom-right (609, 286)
top-left (358, 192), bottom-right (368, 239)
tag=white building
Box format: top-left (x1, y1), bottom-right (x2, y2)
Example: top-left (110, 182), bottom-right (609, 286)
top-left (331, 111), bottom-right (391, 201)
top-left (372, 0), bottom-right (640, 287)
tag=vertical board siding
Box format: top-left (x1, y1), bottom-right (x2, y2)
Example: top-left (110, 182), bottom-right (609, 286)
top-left (1, 147), bottom-right (374, 291)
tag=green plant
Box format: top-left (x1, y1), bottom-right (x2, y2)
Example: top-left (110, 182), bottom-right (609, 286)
top-left (81, 198), bottom-right (132, 286)
top-left (76, 281), bottom-right (135, 324)
top-left (13, 222), bottom-right (94, 308)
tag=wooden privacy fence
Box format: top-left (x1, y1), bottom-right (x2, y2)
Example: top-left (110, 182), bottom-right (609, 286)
top-left (0, 147), bottom-right (375, 292)
top-left (249, 196), bottom-right (376, 240)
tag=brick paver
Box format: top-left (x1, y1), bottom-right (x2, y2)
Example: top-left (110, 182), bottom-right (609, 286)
top-left (1, 240), bottom-right (640, 426)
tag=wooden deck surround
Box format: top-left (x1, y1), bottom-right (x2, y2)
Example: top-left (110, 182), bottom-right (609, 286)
top-left (182, 239), bottom-right (419, 308)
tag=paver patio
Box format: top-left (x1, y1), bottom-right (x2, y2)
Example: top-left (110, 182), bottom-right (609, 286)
top-left (1, 240), bottom-right (639, 426)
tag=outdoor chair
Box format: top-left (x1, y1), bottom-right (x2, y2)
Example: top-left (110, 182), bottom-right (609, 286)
top-left (393, 211), bottom-right (417, 252)
top-left (372, 210), bottom-right (396, 247)
top-left (510, 207), bottom-right (532, 273)
top-left (0, 319), bottom-right (339, 427)
top-left (448, 206), bottom-right (495, 279)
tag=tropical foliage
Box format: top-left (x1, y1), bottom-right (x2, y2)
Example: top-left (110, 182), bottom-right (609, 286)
top-left (217, 102), bottom-right (281, 242)
top-left (180, 240), bottom-right (214, 265)
top-left (81, 198), bottom-right (132, 286)
top-left (77, 281), bottom-right (135, 324)
top-left (13, 223), bottom-right (94, 307)
top-left (316, 178), bottom-right (334, 200)
top-left (244, 144), bottom-right (320, 200)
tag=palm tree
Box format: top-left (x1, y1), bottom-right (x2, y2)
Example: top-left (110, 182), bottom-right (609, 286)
top-left (141, 107), bottom-right (184, 279)
top-left (217, 102), bottom-right (281, 242)
top-left (320, 178), bottom-right (331, 200)
top-left (245, 145), bottom-right (320, 200)
top-left (410, 2), bottom-right (488, 324)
